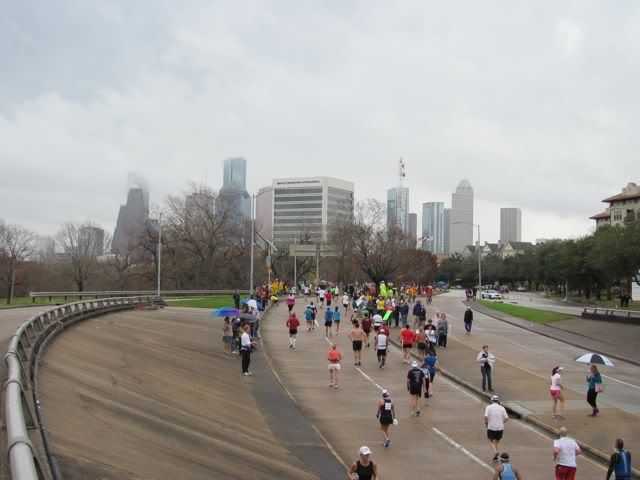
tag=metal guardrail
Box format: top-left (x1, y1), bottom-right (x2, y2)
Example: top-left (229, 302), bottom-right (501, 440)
top-left (29, 290), bottom-right (249, 302)
top-left (4, 296), bottom-right (156, 480)
top-left (582, 306), bottom-right (640, 319)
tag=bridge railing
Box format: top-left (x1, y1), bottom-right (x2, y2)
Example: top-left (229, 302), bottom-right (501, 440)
top-left (29, 290), bottom-right (249, 302)
top-left (581, 306), bottom-right (640, 323)
top-left (4, 296), bottom-right (157, 480)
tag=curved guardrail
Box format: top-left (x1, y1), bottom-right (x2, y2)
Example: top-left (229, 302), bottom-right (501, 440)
top-left (3, 296), bottom-right (157, 480)
top-left (29, 290), bottom-right (249, 302)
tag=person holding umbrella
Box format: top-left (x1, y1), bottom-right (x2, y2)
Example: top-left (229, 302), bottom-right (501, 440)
top-left (586, 364), bottom-right (603, 417)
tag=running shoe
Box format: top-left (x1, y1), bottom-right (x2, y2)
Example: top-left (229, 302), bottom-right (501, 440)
top-left (384, 439), bottom-right (390, 448)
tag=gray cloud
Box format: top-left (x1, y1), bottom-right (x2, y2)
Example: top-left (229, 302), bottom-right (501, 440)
top-left (1, 1), bottom-right (639, 242)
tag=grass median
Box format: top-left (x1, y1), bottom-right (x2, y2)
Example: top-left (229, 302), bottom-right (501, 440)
top-left (165, 296), bottom-right (235, 309)
top-left (479, 300), bottom-right (575, 323)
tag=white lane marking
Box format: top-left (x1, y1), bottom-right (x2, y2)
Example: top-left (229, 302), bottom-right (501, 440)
top-left (602, 374), bottom-right (640, 391)
top-left (432, 427), bottom-right (494, 472)
top-left (355, 367), bottom-right (384, 392)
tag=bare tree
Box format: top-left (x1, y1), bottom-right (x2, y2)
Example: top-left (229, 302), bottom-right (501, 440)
top-left (56, 221), bottom-right (103, 292)
top-left (0, 221), bottom-right (35, 303)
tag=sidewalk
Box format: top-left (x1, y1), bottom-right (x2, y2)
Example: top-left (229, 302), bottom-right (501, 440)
top-left (471, 301), bottom-right (640, 367)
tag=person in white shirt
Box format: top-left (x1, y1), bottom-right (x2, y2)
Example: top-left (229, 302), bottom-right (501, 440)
top-left (373, 313), bottom-right (383, 332)
top-left (553, 427), bottom-right (581, 480)
top-left (318, 288), bottom-right (326, 308)
top-left (342, 293), bottom-right (350, 314)
top-left (240, 324), bottom-right (255, 376)
top-left (550, 366), bottom-right (565, 418)
top-left (477, 345), bottom-right (496, 392)
top-left (485, 395), bottom-right (509, 462)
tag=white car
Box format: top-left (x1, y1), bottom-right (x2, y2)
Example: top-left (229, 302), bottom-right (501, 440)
top-left (481, 290), bottom-right (502, 300)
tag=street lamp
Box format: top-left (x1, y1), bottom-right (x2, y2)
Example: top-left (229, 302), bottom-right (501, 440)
top-left (454, 221), bottom-right (481, 296)
top-left (157, 213), bottom-right (162, 298)
top-left (250, 189), bottom-right (272, 294)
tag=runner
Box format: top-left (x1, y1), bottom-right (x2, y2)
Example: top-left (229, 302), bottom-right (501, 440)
top-left (373, 312), bottom-right (383, 333)
top-left (327, 343), bottom-right (341, 388)
top-left (606, 438), bottom-right (632, 480)
top-left (398, 324), bottom-right (416, 364)
top-left (550, 366), bottom-right (565, 418)
top-left (286, 312), bottom-right (300, 349)
top-left (333, 306), bottom-right (342, 334)
top-left (348, 446), bottom-right (378, 480)
top-left (324, 307), bottom-right (334, 337)
top-left (362, 313), bottom-right (373, 347)
top-left (286, 292), bottom-right (295, 313)
top-left (304, 284), bottom-right (310, 300)
top-left (407, 360), bottom-right (425, 417)
top-left (374, 328), bottom-right (388, 368)
top-left (422, 350), bottom-right (440, 396)
top-left (349, 320), bottom-right (366, 366)
top-left (310, 301), bottom-right (317, 331)
top-left (485, 395), bottom-right (509, 462)
top-left (318, 287), bottom-right (326, 308)
top-left (553, 427), bottom-right (581, 480)
top-left (326, 288), bottom-right (333, 309)
top-left (492, 453), bottom-right (522, 480)
top-left (376, 390), bottom-right (396, 447)
top-left (342, 292), bottom-right (350, 314)
top-left (305, 304), bottom-right (314, 332)
top-left (415, 327), bottom-right (428, 359)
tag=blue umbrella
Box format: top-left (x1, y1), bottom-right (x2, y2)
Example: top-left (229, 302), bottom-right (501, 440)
top-left (240, 298), bottom-right (264, 311)
top-left (211, 307), bottom-right (241, 317)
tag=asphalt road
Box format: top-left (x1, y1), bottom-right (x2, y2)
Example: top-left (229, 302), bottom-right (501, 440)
top-left (261, 295), bottom-right (625, 480)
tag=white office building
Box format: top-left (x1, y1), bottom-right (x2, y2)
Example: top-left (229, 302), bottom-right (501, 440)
top-left (387, 187), bottom-right (409, 233)
top-left (255, 186), bottom-right (274, 240)
top-left (449, 180), bottom-right (474, 254)
top-left (422, 202), bottom-right (445, 253)
top-left (271, 177), bottom-right (354, 245)
top-left (500, 208), bottom-right (522, 243)
top-left (443, 208), bottom-right (451, 254)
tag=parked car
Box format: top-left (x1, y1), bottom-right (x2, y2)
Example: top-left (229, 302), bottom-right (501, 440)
top-left (516, 286), bottom-right (527, 292)
top-left (481, 290), bottom-right (502, 300)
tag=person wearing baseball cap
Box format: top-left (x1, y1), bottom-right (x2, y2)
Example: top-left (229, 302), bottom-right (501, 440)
top-left (485, 394), bottom-right (509, 462)
top-left (376, 389), bottom-right (396, 447)
top-left (348, 446), bottom-right (378, 480)
top-left (550, 366), bottom-right (565, 418)
top-left (407, 360), bottom-right (426, 418)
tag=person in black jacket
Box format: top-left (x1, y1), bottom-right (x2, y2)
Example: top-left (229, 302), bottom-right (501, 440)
top-left (464, 307), bottom-right (473, 334)
top-left (233, 289), bottom-right (241, 309)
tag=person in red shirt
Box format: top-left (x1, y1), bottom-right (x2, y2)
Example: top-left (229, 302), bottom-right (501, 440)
top-left (286, 312), bottom-right (300, 349)
top-left (325, 289), bottom-right (333, 309)
top-left (327, 344), bottom-right (342, 388)
top-left (361, 314), bottom-right (373, 348)
top-left (398, 324), bottom-right (416, 364)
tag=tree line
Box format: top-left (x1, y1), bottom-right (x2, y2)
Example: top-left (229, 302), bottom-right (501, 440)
top-left (438, 219), bottom-right (640, 300)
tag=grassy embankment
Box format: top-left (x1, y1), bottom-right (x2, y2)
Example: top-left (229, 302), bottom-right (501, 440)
top-left (165, 296), bottom-right (235, 309)
top-left (479, 300), bottom-right (575, 323)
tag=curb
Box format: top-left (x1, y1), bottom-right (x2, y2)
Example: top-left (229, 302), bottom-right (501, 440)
top-left (387, 337), bottom-right (640, 478)
top-left (469, 303), bottom-right (640, 368)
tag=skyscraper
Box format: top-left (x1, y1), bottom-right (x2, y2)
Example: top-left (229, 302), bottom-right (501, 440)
top-left (449, 180), bottom-right (474, 254)
top-left (443, 208), bottom-right (451, 254)
top-left (422, 202), bottom-right (445, 253)
top-left (500, 208), bottom-right (522, 243)
top-left (408, 213), bottom-right (417, 247)
top-left (271, 176), bottom-right (354, 245)
top-left (112, 180), bottom-right (149, 255)
top-left (387, 187), bottom-right (409, 233)
top-left (79, 226), bottom-right (105, 256)
top-left (218, 157), bottom-right (251, 219)
top-left (255, 186), bottom-right (274, 240)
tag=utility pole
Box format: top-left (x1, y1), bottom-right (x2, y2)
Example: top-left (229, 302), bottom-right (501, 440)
top-left (157, 214), bottom-right (162, 298)
top-left (250, 195), bottom-right (255, 294)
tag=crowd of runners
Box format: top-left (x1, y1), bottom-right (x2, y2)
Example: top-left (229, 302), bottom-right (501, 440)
top-left (223, 281), bottom-right (633, 480)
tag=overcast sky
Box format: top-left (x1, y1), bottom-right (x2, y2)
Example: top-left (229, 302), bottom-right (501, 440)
top-left (1, 1), bottom-right (639, 242)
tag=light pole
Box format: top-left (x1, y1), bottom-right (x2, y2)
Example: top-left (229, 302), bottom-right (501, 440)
top-left (454, 221), bottom-right (481, 296)
top-left (250, 189), bottom-right (271, 294)
top-left (157, 214), bottom-right (162, 298)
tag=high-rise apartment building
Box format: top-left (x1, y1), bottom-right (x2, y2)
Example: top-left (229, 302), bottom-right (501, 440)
top-left (271, 177), bottom-right (354, 245)
top-left (33, 235), bottom-right (56, 261)
top-left (443, 208), bottom-right (451, 254)
top-left (79, 226), bottom-right (105, 256)
top-left (449, 180), bottom-right (474, 254)
top-left (218, 157), bottom-right (251, 219)
top-left (500, 208), bottom-right (522, 243)
top-left (422, 202), bottom-right (445, 253)
top-left (255, 186), bottom-right (274, 240)
top-left (408, 213), bottom-right (418, 247)
top-left (387, 187), bottom-right (409, 233)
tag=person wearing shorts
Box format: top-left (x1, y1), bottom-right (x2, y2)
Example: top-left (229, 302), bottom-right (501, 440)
top-left (333, 306), bottom-right (341, 334)
top-left (407, 361), bottom-right (425, 417)
top-left (361, 314), bottom-right (372, 347)
top-left (326, 289), bottom-right (332, 308)
top-left (343, 293), bottom-right (350, 314)
top-left (550, 366), bottom-right (565, 418)
top-left (318, 288), bottom-right (326, 308)
top-left (327, 344), bottom-right (342, 388)
top-left (422, 351), bottom-right (439, 396)
top-left (373, 313), bottom-right (383, 333)
top-left (415, 328), bottom-right (428, 358)
top-left (222, 317), bottom-right (233, 355)
top-left (485, 395), bottom-right (509, 462)
top-left (324, 308), bottom-right (334, 337)
top-left (399, 325), bottom-right (416, 364)
top-left (305, 305), bottom-right (314, 332)
top-left (286, 312), bottom-right (300, 349)
top-left (374, 330), bottom-right (388, 368)
top-left (376, 390), bottom-right (396, 448)
top-left (553, 427), bottom-right (581, 480)
top-left (349, 321), bottom-right (366, 366)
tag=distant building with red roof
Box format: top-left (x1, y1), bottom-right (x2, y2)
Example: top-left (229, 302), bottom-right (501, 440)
top-left (590, 182), bottom-right (640, 229)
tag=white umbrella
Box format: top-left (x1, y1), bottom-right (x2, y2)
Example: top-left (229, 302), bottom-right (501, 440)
top-left (575, 353), bottom-right (615, 366)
